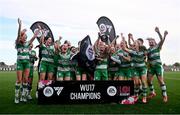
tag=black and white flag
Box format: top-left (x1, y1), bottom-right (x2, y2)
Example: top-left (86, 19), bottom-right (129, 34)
top-left (97, 16), bottom-right (116, 43)
top-left (77, 35), bottom-right (96, 73)
top-left (80, 35), bottom-right (95, 61)
top-left (30, 21), bottom-right (54, 43)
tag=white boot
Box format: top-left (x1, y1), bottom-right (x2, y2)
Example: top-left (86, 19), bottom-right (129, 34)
top-left (21, 83), bottom-right (28, 102)
top-left (14, 83), bottom-right (21, 104)
top-left (14, 90), bottom-right (20, 104)
top-left (36, 91), bottom-right (38, 99)
top-left (27, 90), bottom-right (32, 100)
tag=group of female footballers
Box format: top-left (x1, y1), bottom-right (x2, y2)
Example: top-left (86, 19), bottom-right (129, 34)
top-left (14, 18), bottom-right (168, 104)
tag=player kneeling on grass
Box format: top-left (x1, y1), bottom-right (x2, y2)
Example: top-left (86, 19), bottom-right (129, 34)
top-left (27, 44), bottom-right (38, 100)
top-left (147, 27), bottom-right (168, 102)
top-left (14, 18), bottom-right (38, 103)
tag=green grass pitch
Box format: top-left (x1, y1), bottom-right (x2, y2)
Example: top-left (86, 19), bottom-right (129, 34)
top-left (0, 71), bottom-right (180, 114)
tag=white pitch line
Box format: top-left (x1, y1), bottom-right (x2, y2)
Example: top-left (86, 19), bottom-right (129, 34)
top-left (165, 77), bottom-right (180, 80)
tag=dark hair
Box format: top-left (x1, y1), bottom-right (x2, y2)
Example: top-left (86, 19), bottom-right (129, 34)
top-left (137, 38), bottom-right (144, 44)
top-left (64, 40), bottom-right (68, 44)
top-left (70, 46), bottom-right (75, 51)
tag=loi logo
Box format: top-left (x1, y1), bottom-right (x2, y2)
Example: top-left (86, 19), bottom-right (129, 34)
top-left (119, 86), bottom-right (130, 96)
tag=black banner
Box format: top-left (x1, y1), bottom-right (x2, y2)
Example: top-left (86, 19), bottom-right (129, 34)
top-left (38, 80), bottom-right (134, 104)
top-left (96, 16), bottom-right (116, 43)
top-left (30, 21), bottom-right (54, 43)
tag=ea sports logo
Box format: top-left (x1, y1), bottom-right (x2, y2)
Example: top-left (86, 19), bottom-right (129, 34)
top-left (107, 86), bottom-right (117, 96)
top-left (43, 86), bottom-right (54, 97)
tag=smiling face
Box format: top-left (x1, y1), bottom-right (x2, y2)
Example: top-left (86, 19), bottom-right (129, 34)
top-left (133, 40), bottom-right (140, 51)
top-left (120, 41), bottom-right (125, 48)
top-left (148, 39), bottom-right (156, 47)
top-left (61, 44), bottom-right (68, 53)
top-left (99, 41), bottom-right (106, 53)
top-left (110, 46), bottom-right (116, 54)
top-left (71, 47), bottom-right (77, 53)
top-left (20, 32), bottom-right (27, 44)
top-left (46, 37), bottom-right (52, 46)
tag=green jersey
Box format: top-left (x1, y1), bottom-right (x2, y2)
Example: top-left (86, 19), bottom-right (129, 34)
top-left (147, 45), bottom-right (162, 66)
top-left (129, 49), bottom-right (146, 68)
top-left (117, 49), bottom-right (131, 68)
top-left (29, 50), bottom-right (37, 66)
top-left (16, 41), bottom-right (30, 62)
top-left (96, 58), bottom-right (108, 69)
top-left (53, 53), bottom-right (59, 67)
top-left (41, 44), bottom-right (55, 63)
top-left (57, 52), bottom-right (71, 71)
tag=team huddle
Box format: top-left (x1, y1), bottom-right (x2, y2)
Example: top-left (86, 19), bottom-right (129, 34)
top-left (14, 18), bottom-right (168, 104)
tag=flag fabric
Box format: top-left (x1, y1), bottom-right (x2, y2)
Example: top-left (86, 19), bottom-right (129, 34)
top-left (30, 21), bottom-right (54, 43)
top-left (96, 16), bottom-right (116, 43)
top-left (72, 35), bottom-right (96, 73)
top-left (80, 35), bottom-right (95, 62)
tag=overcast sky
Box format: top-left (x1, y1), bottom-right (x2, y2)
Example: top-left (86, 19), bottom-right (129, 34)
top-left (0, 0), bottom-right (180, 65)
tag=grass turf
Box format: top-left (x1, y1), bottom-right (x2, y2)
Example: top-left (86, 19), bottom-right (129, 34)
top-left (0, 71), bottom-right (180, 114)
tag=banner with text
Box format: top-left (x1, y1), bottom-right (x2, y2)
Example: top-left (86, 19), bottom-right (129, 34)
top-left (38, 80), bottom-right (134, 104)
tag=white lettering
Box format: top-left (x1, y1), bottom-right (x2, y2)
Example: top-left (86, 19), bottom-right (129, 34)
top-left (99, 24), bottom-right (112, 33)
top-left (80, 84), bottom-right (95, 91)
top-left (106, 25), bottom-right (112, 33)
top-left (70, 92), bottom-right (101, 100)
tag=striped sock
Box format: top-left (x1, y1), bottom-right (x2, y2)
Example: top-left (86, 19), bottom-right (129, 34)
top-left (15, 82), bottom-right (21, 98)
top-left (149, 83), bottom-right (155, 94)
top-left (134, 87), bottom-right (139, 96)
top-left (22, 83), bottom-right (28, 97)
top-left (27, 83), bottom-right (32, 94)
top-left (142, 86), bottom-right (147, 97)
top-left (161, 84), bottom-right (167, 96)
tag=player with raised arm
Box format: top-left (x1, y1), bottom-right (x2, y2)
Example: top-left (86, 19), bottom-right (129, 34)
top-left (123, 38), bottom-right (148, 103)
top-left (128, 33), bottom-right (147, 96)
top-left (117, 34), bottom-right (131, 80)
top-left (39, 31), bottom-right (58, 81)
top-left (147, 27), bottom-right (168, 102)
top-left (56, 43), bottom-right (71, 81)
top-left (14, 18), bottom-right (38, 103)
top-left (107, 36), bottom-right (119, 80)
top-left (94, 37), bottom-right (109, 80)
